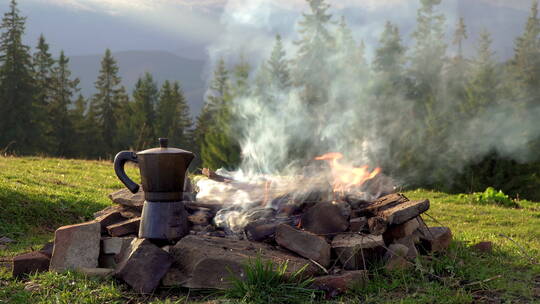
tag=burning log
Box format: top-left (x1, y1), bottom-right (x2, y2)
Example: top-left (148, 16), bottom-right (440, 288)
top-left (202, 168), bottom-right (233, 183)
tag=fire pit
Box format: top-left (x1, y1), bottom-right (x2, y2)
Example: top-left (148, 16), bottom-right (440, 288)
top-left (11, 142), bottom-right (453, 297)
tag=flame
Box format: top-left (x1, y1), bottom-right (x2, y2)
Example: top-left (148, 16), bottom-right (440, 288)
top-left (315, 152), bottom-right (381, 193)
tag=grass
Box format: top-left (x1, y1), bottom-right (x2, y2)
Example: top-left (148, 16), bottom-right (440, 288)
top-left (224, 257), bottom-right (318, 304)
top-left (1, 156), bottom-right (540, 303)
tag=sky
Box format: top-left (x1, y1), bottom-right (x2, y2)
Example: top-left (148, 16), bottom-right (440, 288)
top-left (12, 0), bottom-right (534, 60)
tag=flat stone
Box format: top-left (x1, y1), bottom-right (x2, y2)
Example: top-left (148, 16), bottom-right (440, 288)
top-left (106, 218), bottom-right (140, 237)
top-left (383, 244), bottom-right (411, 271)
top-left (244, 219), bottom-right (291, 242)
top-left (418, 226), bottom-right (452, 253)
top-left (50, 221), bottom-right (101, 272)
top-left (79, 267), bottom-right (115, 277)
top-left (164, 235), bottom-right (319, 289)
top-left (301, 202), bottom-right (349, 235)
top-left (108, 188), bottom-right (145, 211)
top-left (312, 270), bottom-right (368, 298)
top-left (275, 224), bottom-right (331, 267)
top-left (95, 211), bottom-right (128, 234)
top-left (379, 200), bottom-right (430, 225)
top-left (115, 238), bottom-right (173, 294)
top-left (383, 218), bottom-right (420, 243)
top-left (93, 205), bottom-right (141, 219)
top-left (101, 237), bottom-right (135, 255)
top-left (332, 234), bottom-right (384, 270)
top-left (12, 251), bottom-right (50, 277)
top-left (349, 217), bottom-right (368, 233)
top-left (392, 235), bottom-right (419, 259)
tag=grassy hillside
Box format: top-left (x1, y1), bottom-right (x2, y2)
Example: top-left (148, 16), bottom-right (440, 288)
top-left (0, 156), bottom-right (539, 303)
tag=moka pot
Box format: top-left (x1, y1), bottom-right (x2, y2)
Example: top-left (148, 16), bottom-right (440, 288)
top-left (113, 138), bottom-right (195, 242)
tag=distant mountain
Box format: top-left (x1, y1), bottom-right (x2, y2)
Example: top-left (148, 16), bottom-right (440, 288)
top-left (70, 50), bottom-right (208, 115)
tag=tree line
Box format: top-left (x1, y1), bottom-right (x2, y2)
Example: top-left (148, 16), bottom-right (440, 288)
top-left (1, 0), bottom-right (540, 199)
top-left (0, 0), bottom-right (194, 159)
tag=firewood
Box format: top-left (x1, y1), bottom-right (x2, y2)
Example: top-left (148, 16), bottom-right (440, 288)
top-left (202, 168), bottom-right (232, 182)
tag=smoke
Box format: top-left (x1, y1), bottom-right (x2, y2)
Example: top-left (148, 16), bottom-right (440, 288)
top-left (205, 0), bottom-right (540, 188)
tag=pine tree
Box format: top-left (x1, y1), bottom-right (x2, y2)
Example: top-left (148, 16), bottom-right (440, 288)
top-left (265, 34), bottom-right (291, 91)
top-left (200, 59), bottom-right (240, 170)
top-left (68, 94), bottom-right (88, 157)
top-left (463, 29), bottom-right (498, 115)
top-left (131, 72), bottom-right (158, 149)
top-left (92, 49), bottom-right (123, 156)
top-left (49, 51), bottom-right (80, 156)
top-left (294, 0), bottom-right (334, 107)
top-left (114, 85), bottom-right (136, 150)
top-left (0, 0), bottom-right (38, 154)
top-left (446, 16), bottom-right (469, 117)
top-left (33, 34), bottom-right (55, 151)
top-left (373, 21), bottom-right (405, 83)
top-left (511, 0), bottom-right (540, 104)
top-left (156, 81), bottom-right (192, 149)
top-left (409, 0), bottom-right (447, 102)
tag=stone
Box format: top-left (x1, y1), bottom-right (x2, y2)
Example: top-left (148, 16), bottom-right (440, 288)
top-left (98, 254), bottom-right (117, 268)
top-left (79, 267), bottom-right (115, 277)
top-left (312, 270), bottom-right (368, 298)
top-left (392, 235), bottom-right (419, 259)
top-left (275, 224), bottom-right (331, 267)
top-left (383, 218), bottom-right (420, 243)
top-left (472, 241), bottom-right (493, 254)
top-left (378, 199), bottom-right (430, 225)
top-left (50, 221), bottom-right (101, 272)
top-left (244, 219), bottom-right (291, 242)
top-left (301, 202), bottom-right (349, 235)
top-left (383, 244), bottom-right (411, 271)
top-left (115, 238), bottom-right (173, 294)
top-left (367, 216), bottom-right (388, 235)
top-left (101, 237), bottom-right (135, 255)
top-left (95, 211), bottom-right (128, 234)
top-left (12, 251), bottom-right (50, 277)
top-left (39, 242), bottom-right (54, 258)
top-left (164, 235), bottom-right (319, 289)
top-left (106, 218), bottom-right (140, 237)
top-left (108, 188), bottom-right (145, 211)
top-left (332, 234), bottom-right (385, 270)
top-left (418, 226), bottom-right (452, 253)
top-left (93, 205), bottom-right (141, 219)
top-left (349, 217), bottom-right (368, 233)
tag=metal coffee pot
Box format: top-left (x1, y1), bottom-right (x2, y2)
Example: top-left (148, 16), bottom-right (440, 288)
top-left (114, 138), bottom-right (194, 242)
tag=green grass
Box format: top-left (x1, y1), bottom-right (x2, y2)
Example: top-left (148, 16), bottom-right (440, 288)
top-left (1, 156), bottom-right (540, 303)
top-left (224, 256), bottom-right (318, 304)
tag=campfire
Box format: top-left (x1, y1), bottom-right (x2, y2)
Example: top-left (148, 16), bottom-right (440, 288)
top-left (11, 150), bottom-right (452, 297)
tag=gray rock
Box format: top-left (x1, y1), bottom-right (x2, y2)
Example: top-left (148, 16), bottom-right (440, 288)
top-left (95, 211), bottom-right (128, 234)
top-left (383, 243), bottom-right (411, 271)
top-left (106, 218), bottom-right (140, 237)
top-left (418, 226), bottom-right (452, 253)
top-left (50, 221), bottom-right (101, 272)
top-left (164, 235), bottom-right (319, 289)
top-left (12, 251), bottom-right (50, 277)
top-left (101, 237), bottom-right (135, 255)
top-left (332, 234), bottom-right (384, 270)
top-left (301, 202), bottom-right (349, 235)
top-left (108, 188), bottom-right (145, 211)
top-left (275, 224), bottom-right (331, 267)
top-left (115, 238), bottom-right (173, 294)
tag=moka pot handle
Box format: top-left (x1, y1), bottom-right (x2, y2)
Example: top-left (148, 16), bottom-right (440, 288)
top-left (114, 151), bottom-right (140, 193)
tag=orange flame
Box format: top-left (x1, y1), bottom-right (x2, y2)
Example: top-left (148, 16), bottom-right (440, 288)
top-left (315, 152), bottom-right (381, 193)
